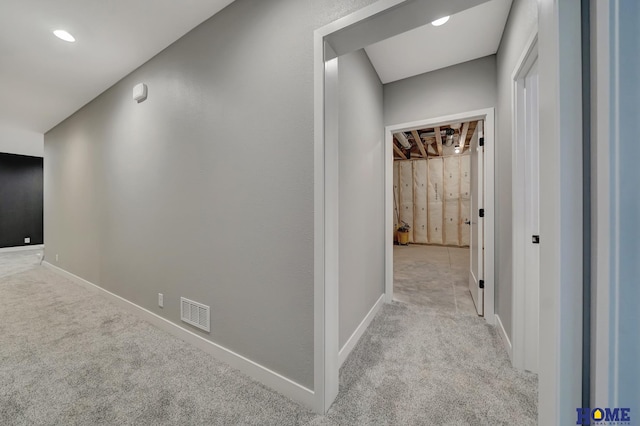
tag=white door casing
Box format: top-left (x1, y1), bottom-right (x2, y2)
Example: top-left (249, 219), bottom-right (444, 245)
top-left (384, 109), bottom-right (495, 324)
top-left (523, 60), bottom-right (540, 373)
top-left (469, 122), bottom-right (484, 315)
top-left (512, 32), bottom-right (540, 373)
top-left (315, 1), bottom-right (496, 413)
top-left (313, 0), bottom-right (582, 421)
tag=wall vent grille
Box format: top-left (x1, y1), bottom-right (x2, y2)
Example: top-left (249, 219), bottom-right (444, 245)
top-left (180, 297), bottom-right (210, 332)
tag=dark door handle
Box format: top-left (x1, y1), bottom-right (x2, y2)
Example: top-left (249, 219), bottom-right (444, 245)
top-left (465, 221), bottom-right (471, 225)
top-left (532, 235), bottom-right (540, 244)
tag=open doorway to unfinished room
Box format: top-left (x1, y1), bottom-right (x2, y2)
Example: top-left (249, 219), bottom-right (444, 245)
top-left (392, 120), bottom-right (481, 317)
top-left (384, 109), bottom-right (495, 323)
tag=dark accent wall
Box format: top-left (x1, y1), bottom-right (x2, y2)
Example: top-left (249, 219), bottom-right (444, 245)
top-left (0, 153), bottom-right (43, 248)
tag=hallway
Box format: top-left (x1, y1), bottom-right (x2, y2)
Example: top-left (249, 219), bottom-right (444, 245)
top-left (319, 244), bottom-right (539, 423)
top-left (0, 248), bottom-right (537, 425)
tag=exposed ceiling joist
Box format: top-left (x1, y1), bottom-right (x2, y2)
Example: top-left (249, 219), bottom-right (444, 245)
top-left (411, 130), bottom-right (428, 159)
top-left (393, 139), bottom-right (408, 160)
top-left (392, 120), bottom-right (480, 161)
top-left (458, 122), bottom-right (470, 153)
top-left (434, 127), bottom-right (444, 156)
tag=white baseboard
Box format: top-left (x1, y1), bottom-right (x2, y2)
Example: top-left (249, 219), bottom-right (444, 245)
top-left (495, 314), bottom-right (513, 362)
top-left (42, 261), bottom-right (315, 410)
top-left (338, 294), bottom-right (385, 367)
top-left (0, 244), bottom-right (44, 253)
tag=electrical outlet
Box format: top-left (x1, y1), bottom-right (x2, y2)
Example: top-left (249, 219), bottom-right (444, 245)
top-left (158, 293), bottom-right (164, 308)
top-left (56, 254), bottom-right (59, 262)
top-left (24, 237), bottom-right (30, 244)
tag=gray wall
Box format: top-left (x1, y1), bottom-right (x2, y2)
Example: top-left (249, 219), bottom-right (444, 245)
top-left (0, 124), bottom-right (43, 157)
top-left (338, 50), bottom-right (384, 349)
top-left (494, 0), bottom-right (537, 340)
top-left (383, 55), bottom-right (497, 126)
top-left (44, 0), bottom-right (380, 390)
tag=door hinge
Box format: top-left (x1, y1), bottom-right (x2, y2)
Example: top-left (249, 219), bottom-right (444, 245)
top-left (479, 208), bottom-right (485, 218)
top-left (479, 137), bottom-right (485, 147)
top-left (479, 280), bottom-right (485, 289)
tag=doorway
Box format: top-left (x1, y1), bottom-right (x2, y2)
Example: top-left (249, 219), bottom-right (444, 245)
top-left (391, 119), bottom-right (483, 317)
top-left (512, 34), bottom-right (540, 374)
top-left (315, 0), bottom-right (582, 419)
top-left (384, 109), bottom-right (495, 322)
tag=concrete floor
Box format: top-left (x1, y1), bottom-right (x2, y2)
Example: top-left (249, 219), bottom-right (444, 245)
top-left (393, 244), bottom-right (477, 316)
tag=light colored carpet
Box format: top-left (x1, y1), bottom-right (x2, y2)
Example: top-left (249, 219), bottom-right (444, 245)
top-left (0, 249), bottom-right (536, 425)
top-left (319, 245), bottom-right (537, 425)
top-left (326, 302), bottom-right (537, 425)
top-left (0, 248), bottom-right (43, 279)
top-left (0, 266), bottom-right (316, 426)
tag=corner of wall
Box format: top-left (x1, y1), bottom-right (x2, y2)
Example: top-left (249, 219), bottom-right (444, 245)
top-left (0, 124), bottom-right (44, 157)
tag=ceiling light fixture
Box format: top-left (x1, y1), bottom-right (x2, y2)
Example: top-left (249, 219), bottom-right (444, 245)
top-left (431, 16), bottom-right (450, 27)
top-left (53, 30), bottom-right (75, 42)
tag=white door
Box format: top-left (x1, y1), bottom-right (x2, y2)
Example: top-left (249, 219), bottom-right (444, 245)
top-left (469, 122), bottom-right (484, 315)
top-left (523, 61), bottom-right (540, 372)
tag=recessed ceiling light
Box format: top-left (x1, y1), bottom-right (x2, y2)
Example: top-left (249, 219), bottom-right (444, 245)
top-left (53, 30), bottom-right (75, 42)
top-left (431, 16), bottom-right (450, 27)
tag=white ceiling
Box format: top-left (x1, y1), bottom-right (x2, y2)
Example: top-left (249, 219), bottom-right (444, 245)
top-left (1, 0), bottom-right (512, 135)
top-left (0, 0), bottom-right (235, 133)
top-left (365, 0), bottom-right (512, 84)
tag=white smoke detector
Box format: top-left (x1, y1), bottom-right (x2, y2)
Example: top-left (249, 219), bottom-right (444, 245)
top-left (133, 83), bottom-right (148, 103)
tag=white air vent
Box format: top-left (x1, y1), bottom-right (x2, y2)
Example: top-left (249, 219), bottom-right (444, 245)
top-left (180, 297), bottom-right (210, 332)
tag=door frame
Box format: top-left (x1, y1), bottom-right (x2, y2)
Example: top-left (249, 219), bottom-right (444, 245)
top-left (591, 0), bottom-right (611, 407)
top-left (314, 0), bottom-right (582, 421)
top-left (511, 30), bottom-right (539, 371)
top-left (384, 108), bottom-right (496, 325)
top-left (313, 1), bottom-right (492, 412)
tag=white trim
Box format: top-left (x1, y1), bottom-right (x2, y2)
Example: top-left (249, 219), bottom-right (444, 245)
top-left (384, 108), bottom-right (496, 325)
top-left (495, 314), bottom-right (513, 362)
top-left (591, 0), bottom-right (610, 407)
top-left (384, 118), bottom-right (394, 303)
top-left (610, 0), bottom-right (620, 407)
top-left (42, 261), bottom-right (315, 410)
top-left (511, 30), bottom-right (538, 372)
top-left (0, 244), bottom-right (44, 253)
top-left (312, 30), bottom-right (327, 414)
top-left (313, 0), bottom-right (411, 413)
top-left (314, 0), bottom-right (500, 413)
top-left (322, 51), bottom-right (340, 412)
top-left (537, 1), bottom-right (584, 423)
top-left (338, 294), bottom-right (385, 367)
top-left (484, 109), bottom-right (496, 326)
